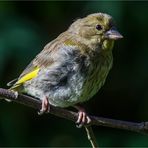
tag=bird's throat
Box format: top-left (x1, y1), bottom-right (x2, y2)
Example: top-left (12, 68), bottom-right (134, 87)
top-left (102, 40), bottom-right (114, 51)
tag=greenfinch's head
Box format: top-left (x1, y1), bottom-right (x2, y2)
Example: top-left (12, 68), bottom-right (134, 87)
top-left (68, 13), bottom-right (123, 43)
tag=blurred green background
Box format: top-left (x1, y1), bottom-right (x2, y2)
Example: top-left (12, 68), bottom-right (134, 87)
top-left (0, 1), bottom-right (148, 147)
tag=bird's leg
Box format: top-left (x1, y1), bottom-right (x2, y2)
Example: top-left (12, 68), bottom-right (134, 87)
top-left (38, 96), bottom-right (50, 115)
top-left (74, 105), bottom-right (91, 128)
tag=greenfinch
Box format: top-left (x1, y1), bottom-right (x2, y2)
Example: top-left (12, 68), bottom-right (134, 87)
top-left (8, 13), bottom-right (123, 125)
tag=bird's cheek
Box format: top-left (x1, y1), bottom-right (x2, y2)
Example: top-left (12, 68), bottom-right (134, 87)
top-left (79, 28), bottom-right (95, 38)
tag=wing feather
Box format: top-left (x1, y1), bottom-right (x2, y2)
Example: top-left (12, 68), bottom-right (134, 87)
top-left (9, 32), bottom-right (79, 90)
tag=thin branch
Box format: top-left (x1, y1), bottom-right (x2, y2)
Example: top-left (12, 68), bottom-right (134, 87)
top-left (0, 88), bottom-right (148, 135)
top-left (85, 126), bottom-right (98, 148)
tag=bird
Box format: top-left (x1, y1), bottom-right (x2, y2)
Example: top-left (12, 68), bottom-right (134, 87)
top-left (7, 13), bottom-right (123, 126)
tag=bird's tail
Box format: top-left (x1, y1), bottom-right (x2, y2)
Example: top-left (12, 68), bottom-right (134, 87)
top-left (7, 78), bottom-right (18, 87)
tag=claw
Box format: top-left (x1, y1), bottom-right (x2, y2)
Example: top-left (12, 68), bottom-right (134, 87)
top-left (14, 91), bottom-right (18, 99)
top-left (38, 97), bottom-right (50, 115)
top-left (75, 106), bottom-right (91, 128)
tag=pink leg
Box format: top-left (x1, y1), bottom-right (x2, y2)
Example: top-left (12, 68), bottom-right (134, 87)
top-left (38, 96), bottom-right (50, 115)
top-left (74, 105), bottom-right (91, 128)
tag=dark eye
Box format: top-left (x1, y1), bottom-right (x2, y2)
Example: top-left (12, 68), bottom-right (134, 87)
top-left (96, 24), bottom-right (102, 30)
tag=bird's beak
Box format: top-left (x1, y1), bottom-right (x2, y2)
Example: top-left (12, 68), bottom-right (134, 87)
top-left (104, 27), bottom-right (123, 40)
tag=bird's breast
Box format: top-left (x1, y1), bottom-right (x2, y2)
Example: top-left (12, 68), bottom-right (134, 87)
top-left (79, 51), bottom-right (113, 102)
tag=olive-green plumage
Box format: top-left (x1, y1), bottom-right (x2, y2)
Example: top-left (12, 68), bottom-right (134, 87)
top-left (9, 13), bottom-right (123, 108)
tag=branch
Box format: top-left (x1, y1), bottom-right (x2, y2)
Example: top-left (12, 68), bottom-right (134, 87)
top-left (85, 126), bottom-right (98, 148)
top-left (0, 88), bottom-right (148, 135)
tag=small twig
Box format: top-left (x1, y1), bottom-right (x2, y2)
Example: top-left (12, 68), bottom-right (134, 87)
top-left (85, 126), bottom-right (98, 148)
top-left (0, 88), bottom-right (148, 135)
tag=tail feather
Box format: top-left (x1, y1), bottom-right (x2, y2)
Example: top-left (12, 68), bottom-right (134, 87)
top-left (7, 78), bottom-right (18, 87)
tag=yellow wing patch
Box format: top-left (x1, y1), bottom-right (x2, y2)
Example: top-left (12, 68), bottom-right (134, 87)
top-left (16, 67), bottom-right (40, 85)
top-left (11, 67), bottom-right (40, 90)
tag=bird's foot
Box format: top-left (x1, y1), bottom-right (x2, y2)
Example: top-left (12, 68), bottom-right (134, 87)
top-left (38, 96), bottom-right (50, 115)
top-left (75, 106), bottom-right (91, 128)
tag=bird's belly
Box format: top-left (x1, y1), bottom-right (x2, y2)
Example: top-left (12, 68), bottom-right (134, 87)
top-left (24, 67), bottom-right (110, 108)
top-left (50, 63), bottom-right (111, 107)
top-left (23, 70), bottom-right (86, 107)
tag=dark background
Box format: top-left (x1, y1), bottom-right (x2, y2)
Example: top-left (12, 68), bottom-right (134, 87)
top-left (0, 1), bottom-right (148, 147)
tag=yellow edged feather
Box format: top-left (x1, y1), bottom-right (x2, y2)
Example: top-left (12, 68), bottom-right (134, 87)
top-left (16, 67), bottom-right (40, 85)
top-left (11, 67), bottom-right (40, 90)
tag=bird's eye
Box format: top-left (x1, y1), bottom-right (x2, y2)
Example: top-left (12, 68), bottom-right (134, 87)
top-left (96, 25), bottom-right (102, 30)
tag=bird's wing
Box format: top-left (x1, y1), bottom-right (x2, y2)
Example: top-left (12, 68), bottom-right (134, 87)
top-left (19, 39), bottom-right (57, 78)
top-left (9, 39), bottom-right (57, 89)
top-left (9, 37), bottom-right (79, 90)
